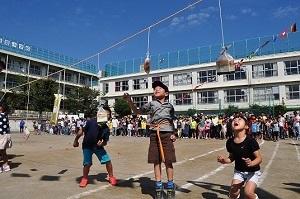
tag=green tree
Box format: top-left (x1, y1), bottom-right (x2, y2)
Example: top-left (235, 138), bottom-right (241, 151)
top-left (114, 98), bottom-right (131, 117)
top-left (224, 105), bottom-right (239, 116)
top-left (63, 86), bottom-right (99, 117)
top-left (273, 105), bottom-right (287, 116)
top-left (186, 108), bottom-right (197, 117)
top-left (2, 75), bottom-right (29, 113)
top-left (29, 79), bottom-right (58, 116)
top-left (248, 104), bottom-right (269, 116)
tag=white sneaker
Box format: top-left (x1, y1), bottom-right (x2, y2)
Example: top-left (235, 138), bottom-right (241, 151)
top-left (2, 164), bottom-right (10, 172)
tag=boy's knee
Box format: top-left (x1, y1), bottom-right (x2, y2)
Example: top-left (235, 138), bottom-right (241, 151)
top-left (164, 162), bottom-right (173, 168)
top-left (244, 189), bottom-right (255, 198)
top-left (229, 185), bottom-right (240, 199)
top-left (229, 191), bottom-right (240, 199)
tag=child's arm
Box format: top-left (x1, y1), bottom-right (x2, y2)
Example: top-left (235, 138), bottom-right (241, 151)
top-left (242, 150), bottom-right (262, 167)
top-left (123, 93), bottom-right (141, 115)
top-left (73, 127), bottom-right (83, 147)
top-left (217, 153), bottom-right (234, 164)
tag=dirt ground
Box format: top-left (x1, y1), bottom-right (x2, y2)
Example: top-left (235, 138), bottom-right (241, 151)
top-left (1, 133), bottom-right (299, 199)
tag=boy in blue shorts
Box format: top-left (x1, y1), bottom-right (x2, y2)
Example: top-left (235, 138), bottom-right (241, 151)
top-left (73, 106), bottom-right (117, 187)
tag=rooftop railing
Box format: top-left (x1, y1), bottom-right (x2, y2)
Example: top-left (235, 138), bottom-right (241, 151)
top-left (0, 35), bottom-right (97, 74)
top-left (104, 31), bottom-right (300, 77)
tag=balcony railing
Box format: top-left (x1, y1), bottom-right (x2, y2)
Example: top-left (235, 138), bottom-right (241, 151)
top-left (0, 35), bottom-right (97, 74)
top-left (104, 31), bottom-right (300, 77)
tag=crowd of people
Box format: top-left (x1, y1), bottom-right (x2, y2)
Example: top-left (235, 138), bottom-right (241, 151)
top-left (25, 111), bottom-right (300, 142)
top-left (105, 111), bottom-right (300, 142)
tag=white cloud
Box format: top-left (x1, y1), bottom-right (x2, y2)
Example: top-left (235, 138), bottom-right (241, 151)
top-left (186, 13), bottom-right (210, 25)
top-left (170, 16), bottom-right (185, 27)
top-left (241, 8), bottom-right (257, 16)
top-left (273, 6), bottom-right (299, 18)
top-left (168, 6), bottom-right (216, 29)
top-left (226, 14), bottom-right (237, 20)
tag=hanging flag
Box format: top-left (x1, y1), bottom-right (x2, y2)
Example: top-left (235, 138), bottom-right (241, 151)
top-left (291, 23), bottom-right (297, 32)
top-left (50, 94), bottom-right (62, 125)
top-left (279, 30), bottom-right (288, 39)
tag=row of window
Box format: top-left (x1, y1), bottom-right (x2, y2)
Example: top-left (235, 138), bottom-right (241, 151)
top-left (2, 58), bottom-right (93, 86)
top-left (129, 85), bottom-right (300, 107)
top-left (109, 59), bottom-right (300, 93)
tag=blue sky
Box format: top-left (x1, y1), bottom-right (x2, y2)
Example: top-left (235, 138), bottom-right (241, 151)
top-left (0, 0), bottom-right (299, 69)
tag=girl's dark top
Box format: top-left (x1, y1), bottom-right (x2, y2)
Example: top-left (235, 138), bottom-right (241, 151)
top-left (82, 119), bottom-right (109, 149)
top-left (226, 136), bottom-right (260, 172)
top-left (0, 113), bottom-right (10, 135)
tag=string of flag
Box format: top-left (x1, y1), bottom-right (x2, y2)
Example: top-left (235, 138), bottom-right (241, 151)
top-left (235, 22), bottom-right (297, 70)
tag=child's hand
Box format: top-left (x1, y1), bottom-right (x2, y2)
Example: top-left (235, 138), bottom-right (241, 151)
top-left (123, 93), bottom-right (131, 102)
top-left (97, 139), bottom-right (103, 146)
top-left (170, 134), bottom-right (176, 142)
top-left (73, 140), bottom-right (79, 147)
top-left (217, 155), bottom-right (226, 164)
top-left (242, 158), bottom-right (253, 167)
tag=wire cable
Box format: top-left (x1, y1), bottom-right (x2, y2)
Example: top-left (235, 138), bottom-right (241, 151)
top-left (6, 0), bottom-right (204, 92)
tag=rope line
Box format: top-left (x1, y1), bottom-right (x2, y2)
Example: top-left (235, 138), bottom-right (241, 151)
top-left (5, 0), bottom-right (204, 92)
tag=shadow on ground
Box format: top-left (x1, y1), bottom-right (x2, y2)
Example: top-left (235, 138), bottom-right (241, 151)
top-left (116, 176), bottom-right (157, 199)
top-left (75, 173), bottom-right (109, 185)
top-left (185, 181), bottom-right (282, 199)
top-left (282, 182), bottom-right (300, 194)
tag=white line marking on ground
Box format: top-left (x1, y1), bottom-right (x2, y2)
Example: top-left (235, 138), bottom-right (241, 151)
top-left (176, 165), bottom-right (227, 193)
top-left (67, 147), bottom-right (225, 199)
top-left (292, 140), bottom-right (300, 162)
top-left (257, 141), bottom-right (279, 187)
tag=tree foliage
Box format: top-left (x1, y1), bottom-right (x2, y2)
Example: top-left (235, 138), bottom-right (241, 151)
top-left (224, 105), bottom-right (239, 116)
top-left (29, 79), bottom-right (58, 115)
top-left (114, 98), bottom-right (131, 117)
top-left (63, 86), bottom-right (99, 117)
top-left (186, 108), bottom-right (197, 117)
top-left (248, 104), bottom-right (269, 116)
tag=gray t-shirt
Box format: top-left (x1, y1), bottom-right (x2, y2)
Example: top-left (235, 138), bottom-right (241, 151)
top-left (141, 100), bottom-right (175, 132)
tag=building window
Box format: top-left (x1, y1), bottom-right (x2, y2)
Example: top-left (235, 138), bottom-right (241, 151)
top-left (197, 70), bottom-right (217, 83)
top-left (115, 81), bottom-right (128, 92)
top-left (174, 92), bottom-right (192, 105)
top-left (253, 86), bottom-right (279, 102)
top-left (224, 70), bottom-right (246, 81)
top-left (252, 63), bottom-right (278, 78)
top-left (224, 88), bottom-right (248, 103)
top-left (197, 91), bottom-right (218, 104)
top-left (132, 96), bottom-right (148, 108)
top-left (286, 84), bottom-right (300, 100)
top-left (104, 83), bottom-right (109, 94)
top-left (49, 70), bottom-right (60, 80)
top-left (133, 78), bottom-right (148, 90)
top-left (8, 59), bottom-right (27, 73)
top-left (152, 75), bottom-right (169, 86)
top-left (65, 72), bottom-right (73, 82)
top-left (284, 60), bottom-right (300, 75)
top-left (80, 76), bottom-right (87, 85)
top-left (6, 78), bottom-right (18, 88)
top-left (29, 65), bottom-right (42, 76)
top-left (173, 73), bottom-right (192, 86)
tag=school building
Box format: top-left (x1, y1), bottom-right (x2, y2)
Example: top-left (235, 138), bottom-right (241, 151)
top-left (0, 35), bottom-right (98, 98)
top-left (99, 31), bottom-right (300, 113)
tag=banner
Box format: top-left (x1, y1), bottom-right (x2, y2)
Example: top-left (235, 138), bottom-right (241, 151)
top-left (50, 94), bottom-right (62, 124)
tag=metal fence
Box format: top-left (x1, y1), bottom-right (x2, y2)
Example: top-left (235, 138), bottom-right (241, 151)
top-left (0, 35), bottom-right (97, 74)
top-left (104, 31), bottom-right (300, 77)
